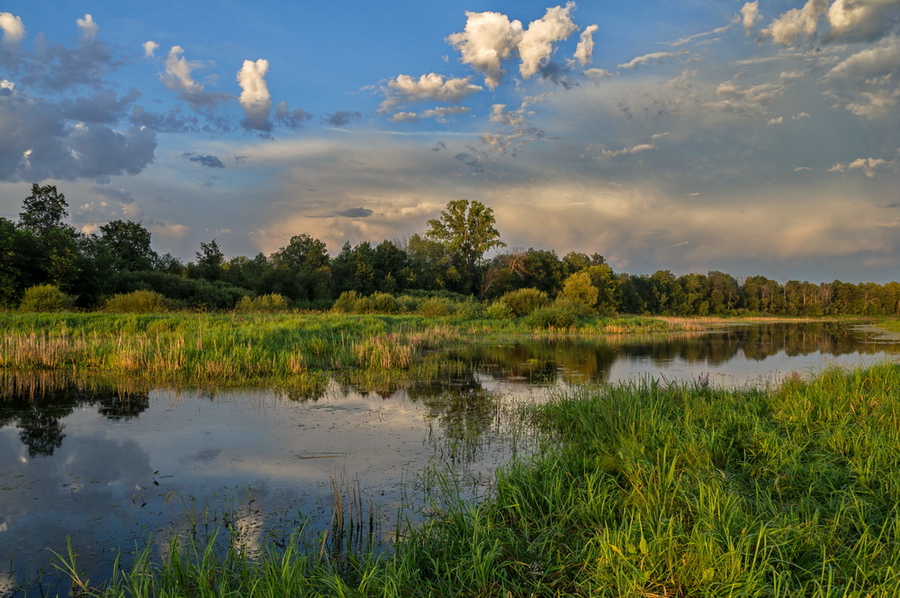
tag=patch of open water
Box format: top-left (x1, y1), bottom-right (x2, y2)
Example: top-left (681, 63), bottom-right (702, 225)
top-left (1, 322), bottom-right (898, 595)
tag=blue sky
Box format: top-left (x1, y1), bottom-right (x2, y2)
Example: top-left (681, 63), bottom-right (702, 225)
top-left (1, 1), bottom-right (899, 283)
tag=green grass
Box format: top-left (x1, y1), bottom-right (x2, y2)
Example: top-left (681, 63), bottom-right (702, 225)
top-left (0, 311), bottom-right (712, 388)
top-left (51, 362), bottom-right (900, 596)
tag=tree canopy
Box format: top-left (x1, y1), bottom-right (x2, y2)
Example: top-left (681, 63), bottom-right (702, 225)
top-left (426, 199), bottom-right (505, 295)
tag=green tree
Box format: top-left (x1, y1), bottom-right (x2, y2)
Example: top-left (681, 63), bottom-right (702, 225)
top-left (98, 220), bottom-right (157, 272)
top-left (426, 199), bottom-right (505, 295)
top-left (267, 234), bottom-right (331, 302)
top-left (18, 184), bottom-right (70, 236)
top-left (191, 239), bottom-right (225, 281)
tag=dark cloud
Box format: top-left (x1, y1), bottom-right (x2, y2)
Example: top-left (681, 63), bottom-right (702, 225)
top-left (182, 152), bottom-right (225, 168)
top-left (323, 110), bottom-right (362, 127)
top-left (274, 101), bottom-right (313, 129)
top-left (334, 207), bottom-right (373, 218)
top-left (538, 62), bottom-right (574, 89)
top-left (22, 36), bottom-right (120, 91)
top-left (454, 152), bottom-right (485, 173)
top-left (0, 93), bottom-right (157, 182)
top-left (59, 88), bottom-right (141, 124)
top-left (129, 105), bottom-right (202, 133)
top-left (433, 141), bottom-right (447, 152)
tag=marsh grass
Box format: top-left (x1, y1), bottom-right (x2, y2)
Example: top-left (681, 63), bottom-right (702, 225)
top-left (50, 362), bottom-right (900, 596)
top-left (0, 312), bottom-right (702, 389)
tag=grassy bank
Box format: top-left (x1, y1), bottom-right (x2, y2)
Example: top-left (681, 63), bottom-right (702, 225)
top-left (0, 312), bottom-right (709, 387)
top-left (56, 362), bottom-right (900, 596)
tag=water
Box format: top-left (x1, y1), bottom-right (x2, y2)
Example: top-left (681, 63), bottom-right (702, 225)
top-left (1, 322), bottom-right (898, 594)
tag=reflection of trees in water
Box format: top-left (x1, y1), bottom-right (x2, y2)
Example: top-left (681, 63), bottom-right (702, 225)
top-left (449, 323), bottom-right (898, 383)
top-left (0, 373), bottom-right (150, 456)
top-left (406, 371), bottom-right (495, 452)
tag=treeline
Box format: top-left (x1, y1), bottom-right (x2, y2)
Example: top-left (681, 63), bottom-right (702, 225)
top-left (2, 184), bottom-right (898, 316)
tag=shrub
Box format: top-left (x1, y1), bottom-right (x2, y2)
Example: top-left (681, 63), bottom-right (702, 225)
top-left (103, 290), bottom-right (172, 313)
top-left (18, 284), bottom-right (76, 312)
top-left (371, 292), bottom-right (400, 314)
top-left (417, 297), bottom-right (454, 317)
top-left (524, 306), bottom-right (578, 329)
top-left (454, 298), bottom-right (484, 319)
top-left (236, 293), bottom-right (290, 313)
top-left (486, 301), bottom-right (515, 320)
top-left (332, 290), bottom-right (359, 313)
top-left (499, 288), bottom-right (549, 316)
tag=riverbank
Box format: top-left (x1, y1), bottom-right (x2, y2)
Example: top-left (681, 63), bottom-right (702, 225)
top-left (52, 361), bottom-right (900, 597)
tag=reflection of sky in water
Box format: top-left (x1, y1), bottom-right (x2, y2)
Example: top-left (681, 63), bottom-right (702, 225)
top-left (2, 323), bottom-right (900, 594)
top-left (0, 383), bottom-right (528, 594)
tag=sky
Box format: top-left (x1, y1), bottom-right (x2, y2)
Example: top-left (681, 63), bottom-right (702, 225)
top-left (1, 0), bottom-right (899, 284)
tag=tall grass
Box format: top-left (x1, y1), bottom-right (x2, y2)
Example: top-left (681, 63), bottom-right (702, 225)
top-left (0, 312), bottom-right (714, 387)
top-left (49, 363), bottom-right (900, 596)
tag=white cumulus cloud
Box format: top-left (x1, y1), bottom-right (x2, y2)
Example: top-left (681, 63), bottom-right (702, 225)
top-left (826, 0), bottom-right (900, 42)
top-left (829, 157), bottom-right (895, 177)
top-left (163, 46), bottom-right (202, 93)
top-left (0, 12), bottom-right (25, 46)
top-left (573, 24), bottom-right (599, 65)
top-left (762, 0), bottom-right (829, 45)
top-left (740, 2), bottom-right (763, 35)
top-left (237, 59), bottom-right (273, 132)
top-left (381, 73), bottom-right (482, 111)
top-left (76, 14), bottom-right (99, 40)
top-left (143, 40), bottom-right (159, 58)
top-left (518, 2), bottom-right (578, 79)
top-left (446, 10), bottom-right (524, 88)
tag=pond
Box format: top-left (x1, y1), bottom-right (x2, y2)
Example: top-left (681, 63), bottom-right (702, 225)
top-left (1, 321), bottom-right (898, 595)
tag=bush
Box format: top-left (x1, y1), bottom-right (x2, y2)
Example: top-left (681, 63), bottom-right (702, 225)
top-left (371, 292), bottom-right (400, 314)
top-left (236, 293), bottom-right (290, 313)
top-left (499, 288), bottom-right (549, 316)
top-left (524, 306), bottom-right (579, 329)
top-left (18, 284), bottom-right (76, 312)
top-left (103, 290), bottom-right (172, 313)
top-left (332, 290), bottom-right (359, 313)
top-left (417, 297), bottom-right (454, 317)
top-left (486, 301), bottom-right (515, 320)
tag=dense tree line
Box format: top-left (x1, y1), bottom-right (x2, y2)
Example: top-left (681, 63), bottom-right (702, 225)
top-left (2, 184), bottom-right (899, 316)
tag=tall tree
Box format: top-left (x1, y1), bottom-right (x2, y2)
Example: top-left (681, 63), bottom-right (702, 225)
top-left (98, 220), bottom-right (157, 272)
top-left (426, 199), bottom-right (505, 294)
top-left (18, 184), bottom-right (70, 236)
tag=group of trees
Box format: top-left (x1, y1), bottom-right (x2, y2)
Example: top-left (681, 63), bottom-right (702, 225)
top-left (2, 184), bottom-right (899, 316)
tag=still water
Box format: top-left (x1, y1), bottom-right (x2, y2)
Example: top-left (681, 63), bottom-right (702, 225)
top-left (1, 322), bottom-right (898, 594)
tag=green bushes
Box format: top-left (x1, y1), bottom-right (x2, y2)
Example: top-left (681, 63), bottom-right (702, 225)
top-left (497, 288), bottom-right (549, 316)
top-left (524, 305), bottom-right (578, 329)
top-left (103, 290), bottom-right (172, 313)
top-left (235, 294), bottom-right (291, 313)
top-left (18, 284), bottom-right (76, 312)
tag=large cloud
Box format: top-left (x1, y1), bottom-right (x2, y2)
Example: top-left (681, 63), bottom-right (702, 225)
top-left (518, 3), bottom-right (578, 79)
top-left (0, 92), bottom-right (156, 181)
top-left (446, 10), bottom-right (524, 89)
top-left (446, 3), bottom-right (582, 88)
top-left (236, 59), bottom-right (273, 132)
top-left (763, 0), bottom-right (900, 45)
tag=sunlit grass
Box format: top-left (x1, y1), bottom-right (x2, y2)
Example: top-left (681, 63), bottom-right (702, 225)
top-left (0, 312), bottom-right (718, 387)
